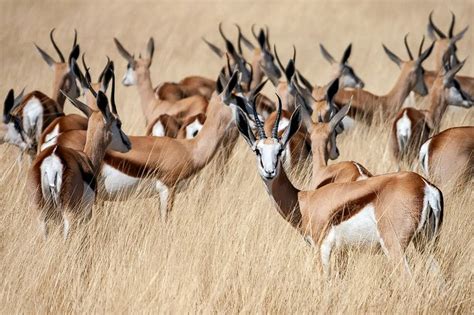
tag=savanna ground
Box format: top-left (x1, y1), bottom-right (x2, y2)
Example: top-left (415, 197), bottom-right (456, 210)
top-left (1, 0), bottom-right (473, 313)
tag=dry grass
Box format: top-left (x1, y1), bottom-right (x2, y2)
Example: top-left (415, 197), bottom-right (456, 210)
top-left (1, 0), bottom-right (473, 313)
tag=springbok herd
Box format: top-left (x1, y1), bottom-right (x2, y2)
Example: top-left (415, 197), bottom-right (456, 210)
top-left (1, 11), bottom-right (472, 277)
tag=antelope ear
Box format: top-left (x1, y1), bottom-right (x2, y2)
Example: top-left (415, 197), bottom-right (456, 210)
top-left (62, 89), bottom-right (93, 118)
top-left (114, 38), bottom-right (134, 62)
top-left (326, 78), bottom-right (339, 104)
top-left (202, 37), bottom-right (224, 58)
top-left (236, 107), bottom-right (256, 147)
top-left (417, 41), bottom-right (434, 65)
top-left (3, 89), bottom-right (15, 122)
top-left (341, 43), bottom-right (352, 64)
top-left (281, 106), bottom-right (302, 146)
top-left (96, 91), bottom-right (112, 122)
top-left (329, 103), bottom-right (350, 132)
top-left (450, 26), bottom-right (469, 44)
top-left (382, 44), bottom-right (402, 67)
top-left (34, 44), bottom-right (55, 67)
top-left (220, 71), bottom-right (238, 104)
top-left (444, 59), bottom-right (466, 84)
top-left (101, 61), bottom-right (114, 92)
top-left (257, 29), bottom-right (266, 48)
top-left (319, 43), bottom-right (336, 64)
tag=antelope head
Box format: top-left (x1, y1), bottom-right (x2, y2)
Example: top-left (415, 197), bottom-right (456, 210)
top-left (433, 55), bottom-right (473, 108)
top-left (320, 43), bottom-right (365, 89)
top-left (236, 94), bottom-right (301, 180)
top-left (382, 34), bottom-right (434, 96)
top-left (114, 37), bottom-right (154, 86)
top-left (63, 71), bottom-right (132, 153)
top-left (249, 25), bottom-right (281, 85)
top-left (34, 29), bottom-right (81, 99)
top-left (2, 89), bottom-right (26, 148)
top-left (427, 11), bottom-right (469, 69)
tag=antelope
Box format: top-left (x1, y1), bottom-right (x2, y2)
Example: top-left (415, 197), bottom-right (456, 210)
top-left (114, 37), bottom-right (214, 102)
top-left (318, 43), bottom-right (365, 89)
top-left (144, 113), bottom-right (206, 139)
top-left (1, 89), bottom-right (26, 149)
top-left (391, 57), bottom-right (473, 167)
top-left (333, 36), bottom-right (434, 124)
top-left (38, 58), bottom-right (114, 152)
top-left (48, 72), bottom-right (244, 221)
top-left (419, 126), bottom-right (473, 186)
top-left (28, 91), bottom-right (131, 239)
top-left (424, 12), bottom-right (473, 97)
top-left (114, 37), bottom-right (209, 136)
top-left (8, 29), bottom-right (81, 157)
top-left (235, 95), bottom-right (443, 275)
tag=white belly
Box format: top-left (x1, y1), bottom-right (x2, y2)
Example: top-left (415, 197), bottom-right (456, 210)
top-left (333, 203), bottom-right (379, 247)
top-left (100, 164), bottom-right (141, 197)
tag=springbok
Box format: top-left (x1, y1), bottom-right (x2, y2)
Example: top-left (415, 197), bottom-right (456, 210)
top-left (114, 37), bottom-right (209, 136)
top-left (8, 29), bottom-right (80, 157)
top-left (1, 89), bottom-right (26, 149)
top-left (38, 58), bottom-right (114, 152)
top-left (48, 72), bottom-right (245, 221)
top-left (236, 95), bottom-right (443, 275)
top-left (424, 12), bottom-right (473, 97)
top-left (28, 91), bottom-right (131, 239)
top-left (391, 57), bottom-right (473, 167)
top-left (333, 36), bottom-right (434, 124)
top-left (419, 126), bottom-right (473, 186)
top-left (319, 43), bottom-right (365, 89)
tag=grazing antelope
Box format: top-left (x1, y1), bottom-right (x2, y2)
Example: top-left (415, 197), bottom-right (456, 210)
top-left (333, 36), bottom-right (434, 124)
top-left (28, 91), bottom-right (131, 239)
top-left (419, 126), bottom-right (473, 186)
top-left (391, 57), bottom-right (473, 167)
top-left (114, 37), bottom-right (209, 136)
top-left (49, 72), bottom-right (244, 221)
top-left (144, 113), bottom-right (206, 138)
top-left (319, 43), bottom-right (365, 89)
top-left (424, 12), bottom-right (473, 97)
top-left (8, 29), bottom-right (80, 156)
top-left (236, 95), bottom-right (443, 275)
top-left (38, 58), bottom-right (114, 152)
top-left (114, 37), bottom-right (214, 102)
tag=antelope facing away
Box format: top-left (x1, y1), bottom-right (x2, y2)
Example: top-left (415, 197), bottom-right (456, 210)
top-left (114, 37), bottom-right (209, 136)
top-left (2, 89), bottom-right (26, 150)
top-left (391, 57), bottom-right (473, 168)
top-left (419, 126), bottom-right (473, 186)
top-left (333, 36), bottom-right (434, 124)
top-left (28, 91), bottom-right (131, 239)
top-left (8, 29), bottom-right (81, 157)
top-left (236, 95), bottom-right (443, 275)
top-left (49, 71), bottom-right (244, 221)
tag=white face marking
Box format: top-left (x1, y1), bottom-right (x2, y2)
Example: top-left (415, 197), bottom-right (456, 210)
top-left (40, 151), bottom-right (63, 207)
top-left (122, 67), bottom-right (136, 86)
top-left (151, 121), bottom-right (165, 137)
top-left (108, 121), bottom-right (130, 153)
top-left (340, 74), bottom-right (357, 89)
top-left (396, 109), bottom-right (412, 151)
top-left (419, 139), bottom-right (431, 176)
top-left (254, 139), bottom-right (283, 179)
top-left (185, 119), bottom-right (203, 139)
top-left (447, 86), bottom-right (471, 107)
top-left (4, 122), bottom-right (26, 149)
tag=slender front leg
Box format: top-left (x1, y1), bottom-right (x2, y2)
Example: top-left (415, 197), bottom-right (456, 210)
top-left (37, 210), bottom-right (48, 240)
top-left (319, 227), bottom-right (336, 278)
top-left (156, 181), bottom-right (172, 222)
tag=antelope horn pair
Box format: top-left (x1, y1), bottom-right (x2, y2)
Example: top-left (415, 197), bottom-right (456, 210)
top-left (250, 93), bottom-right (282, 139)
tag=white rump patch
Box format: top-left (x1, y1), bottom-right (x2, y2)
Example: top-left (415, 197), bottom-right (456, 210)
top-left (151, 121), bottom-right (165, 137)
top-left (185, 118), bottom-right (203, 138)
top-left (419, 139), bottom-right (431, 176)
top-left (396, 110), bottom-right (412, 151)
top-left (23, 97), bottom-right (43, 142)
top-left (40, 150), bottom-right (63, 206)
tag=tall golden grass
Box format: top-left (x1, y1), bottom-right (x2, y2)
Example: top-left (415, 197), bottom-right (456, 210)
top-left (0, 0), bottom-right (473, 313)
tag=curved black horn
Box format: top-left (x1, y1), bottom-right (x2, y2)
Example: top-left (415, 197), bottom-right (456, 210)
top-left (265, 25), bottom-right (271, 50)
top-left (418, 35), bottom-right (425, 57)
top-left (404, 33), bottom-right (413, 60)
top-left (110, 66), bottom-right (117, 115)
top-left (429, 11), bottom-right (446, 39)
top-left (49, 28), bottom-right (65, 62)
top-left (273, 45), bottom-right (285, 73)
top-left (251, 95), bottom-right (266, 139)
top-left (292, 45), bottom-right (296, 64)
top-left (448, 11), bottom-right (456, 38)
top-left (272, 94), bottom-right (283, 138)
top-left (72, 29), bottom-right (77, 50)
top-left (251, 24), bottom-right (258, 41)
top-left (81, 53), bottom-right (92, 84)
top-left (98, 56), bottom-right (111, 83)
